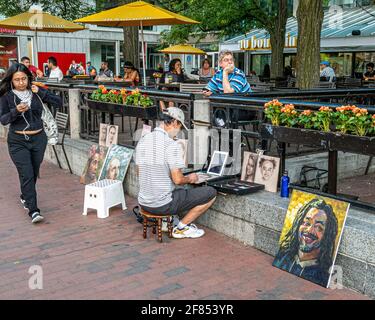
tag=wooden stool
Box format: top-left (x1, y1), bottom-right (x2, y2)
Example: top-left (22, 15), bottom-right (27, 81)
top-left (140, 209), bottom-right (173, 242)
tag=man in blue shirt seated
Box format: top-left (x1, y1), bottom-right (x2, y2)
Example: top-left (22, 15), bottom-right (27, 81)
top-left (203, 50), bottom-right (251, 96)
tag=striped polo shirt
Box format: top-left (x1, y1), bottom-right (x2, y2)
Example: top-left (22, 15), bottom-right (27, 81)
top-left (206, 67), bottom-right (252, 94)
top-left (135, 127), bottom-right (185, 208)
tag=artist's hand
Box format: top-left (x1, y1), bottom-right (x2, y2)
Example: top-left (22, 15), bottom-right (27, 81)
top-left (202, 90), bottom-right (212, 97)
top-left (224, 63), bottom-right (235, 74)
top-left (31, 84), bottom-right (39, 93)
top-left (187, 173), bottom-right (198, 184)
top-left (16, 103), bottom-right (29, 113)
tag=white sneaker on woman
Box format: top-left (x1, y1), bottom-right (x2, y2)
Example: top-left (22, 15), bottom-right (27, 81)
top-left (172, 223), bottom-right (205, 239)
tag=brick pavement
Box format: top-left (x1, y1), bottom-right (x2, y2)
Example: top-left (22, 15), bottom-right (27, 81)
top-left (0, 139), bottom-right (370, 300)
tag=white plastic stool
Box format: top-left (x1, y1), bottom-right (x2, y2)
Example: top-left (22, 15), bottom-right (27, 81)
top-left (83, 179), bottom-right (126, 219)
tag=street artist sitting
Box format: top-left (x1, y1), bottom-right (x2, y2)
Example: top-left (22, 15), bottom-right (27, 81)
top-left (135, 107), bottom-right (217, 239)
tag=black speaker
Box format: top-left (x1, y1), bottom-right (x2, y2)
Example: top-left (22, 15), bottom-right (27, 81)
top-left (352, 30), bottom-right (361, 36)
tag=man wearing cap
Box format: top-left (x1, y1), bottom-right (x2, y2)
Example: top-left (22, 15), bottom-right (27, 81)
top-left (320, 61), bottom-right (336, 82)
top-left (135, 107), bottom-right (217, 239)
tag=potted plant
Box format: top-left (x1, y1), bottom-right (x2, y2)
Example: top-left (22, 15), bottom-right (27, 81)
top-left (264, 99), bottom-right (283, 126)
top-left (153, 72), bottom-right (163, 85)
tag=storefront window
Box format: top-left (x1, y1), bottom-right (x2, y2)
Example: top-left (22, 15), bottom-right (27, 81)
top-left (284, 54), bottom-right (297, 76)
top-left (0, 36), bottom-right (18, 76)
top-left (89, 41), bottom-right (116, 75)
top-left (233, 52), bottom-right (245, 72)
top-left (251, 54), bottom-right (271, 77)
top-left (354, 52), bottom-right (375, 77)
top-left (320, 52), bottom-right (353, 77)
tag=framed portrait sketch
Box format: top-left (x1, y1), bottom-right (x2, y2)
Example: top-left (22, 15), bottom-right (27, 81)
top-left (80, 145), bottom-right (108, 185)
top-left (99, 145), bottom-right (134, 182)
top-left (254, 155), bottom-right (280, 192)
top-left (273, 189), bottom-right (350, 288)
top-left (105, 124), bottom-right (119, 147)
top-left (241, 152), bottom-right (259, 183)
top-left (99, 123), bottom-right (108, 146)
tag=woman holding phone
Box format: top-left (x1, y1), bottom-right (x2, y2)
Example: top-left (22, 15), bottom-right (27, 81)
top-left (0, 63), bottom-right (62, 223)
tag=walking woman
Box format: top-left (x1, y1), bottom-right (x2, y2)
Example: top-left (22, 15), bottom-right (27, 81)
top-left (0, 63), bottom-right (62, 223)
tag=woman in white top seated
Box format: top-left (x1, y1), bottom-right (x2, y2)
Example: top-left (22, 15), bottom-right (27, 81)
top-left (198, 59), bottom-right (215, 78)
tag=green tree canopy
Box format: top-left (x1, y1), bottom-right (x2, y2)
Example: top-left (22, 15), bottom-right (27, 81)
top-left (0, 0), bottom-right (95, 20)
top-left (157, 0), bottom-right (293, 44)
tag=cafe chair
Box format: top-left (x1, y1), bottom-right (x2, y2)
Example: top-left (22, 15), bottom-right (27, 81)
top-left (52, 112), bottom-right (73, 174)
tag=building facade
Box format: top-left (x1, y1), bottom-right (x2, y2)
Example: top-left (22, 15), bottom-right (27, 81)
top-left (220, 4), bottom-right (375, 78)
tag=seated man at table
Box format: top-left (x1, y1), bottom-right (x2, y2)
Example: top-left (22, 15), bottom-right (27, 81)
top-left (203, 50), bottom-right (251, 96)
top-left (21, 56), bottom-right (44, 79)
top-left (96, 61), bottom-right (114, 80)
top-left (320, 61), bottom-right (336, 82)
top-left (364, 63), bottom-right (375, 81)
top-left (135, 107), bottom-right (217, 239)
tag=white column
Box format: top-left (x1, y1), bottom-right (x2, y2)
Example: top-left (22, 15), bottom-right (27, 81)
top-left (115, 40), bottom-right (120, 76)
top-left (68, 89), bottom-right (81, 140)
top-left (192, 100), bottom-right (211, 170)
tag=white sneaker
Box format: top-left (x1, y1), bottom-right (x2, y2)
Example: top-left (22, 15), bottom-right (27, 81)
top-left (30, 212), bottom-right (44, 224)
top-left (172, 223), bottom-right (205, 239)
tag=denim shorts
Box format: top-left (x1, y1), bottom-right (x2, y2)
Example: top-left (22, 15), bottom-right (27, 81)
top-left (141, 186), bottom-right (217, 216)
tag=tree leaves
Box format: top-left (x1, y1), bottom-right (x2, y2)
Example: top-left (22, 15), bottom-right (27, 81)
top-left (0, 0), bottom-right (95, 20)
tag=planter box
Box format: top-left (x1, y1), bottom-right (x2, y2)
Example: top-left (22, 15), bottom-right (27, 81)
top-left (330, 132), bottom-right (375, 156)
top-left (261, 124), bottom-right (375, 156)
top-left (261, 124), bottom-right (331, 149)
top-left (86, 99), bottom-right (158, 120)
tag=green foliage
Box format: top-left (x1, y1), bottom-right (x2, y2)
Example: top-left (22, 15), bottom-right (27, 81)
top-left (156, 0), bottom-right (293, 45)
top-left (0, 0), bottom-right (95, 20)
top-left (298, 110), bottom-right (315, 129)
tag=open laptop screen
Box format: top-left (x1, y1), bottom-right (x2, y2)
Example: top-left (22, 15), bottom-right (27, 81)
top-left (207, 151), bottom-right (228, 176)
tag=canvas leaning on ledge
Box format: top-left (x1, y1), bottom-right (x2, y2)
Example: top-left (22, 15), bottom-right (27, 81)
top-left (99, 123), bottom-right (108, 146)
top-left (99, 145), bottom-right (134, 182)
top-left (254, 154), bottom-right (280, 192)
top-left (241, 152), bottom-right (259, 183)
top-left (80, 145), bottom-right (108, 185)
top-left (272, 189), bottom-right (350, 288)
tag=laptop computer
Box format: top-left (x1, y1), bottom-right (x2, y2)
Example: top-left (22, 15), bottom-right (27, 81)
top-left (193, 151), bottom-right (229, 184)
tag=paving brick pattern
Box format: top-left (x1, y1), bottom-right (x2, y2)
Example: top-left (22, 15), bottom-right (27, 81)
top-left (0, 140), bottom-right (369, 300)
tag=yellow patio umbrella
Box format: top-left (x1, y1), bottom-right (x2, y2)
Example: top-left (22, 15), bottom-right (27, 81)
top-left (75, 0), bottom-right (199, 86)
top-left (159, 44), bottom-right (206, 55)
top-left (0, 6), bottom-right (85, 66)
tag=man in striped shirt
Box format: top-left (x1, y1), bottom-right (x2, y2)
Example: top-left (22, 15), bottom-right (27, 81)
top-left (203, 50), bottom-right (251, 96)
top-left (135, 107), bottom-right (217, 239)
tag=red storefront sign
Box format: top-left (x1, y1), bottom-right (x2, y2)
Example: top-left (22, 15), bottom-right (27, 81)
top-left (0, 28), bottom-right (17, 34)
top-left (38, 52), bottom-right (86, 75)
